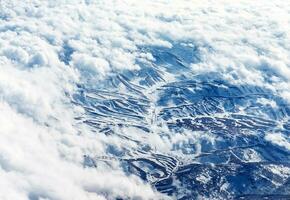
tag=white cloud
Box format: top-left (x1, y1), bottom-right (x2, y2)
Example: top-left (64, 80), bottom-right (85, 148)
top-left (265, 132), bottom-right (290, 151)
top-left (72, 53), bottom-right (111, 78)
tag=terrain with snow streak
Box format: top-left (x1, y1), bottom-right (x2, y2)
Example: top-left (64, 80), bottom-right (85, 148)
top-left (75, 45), bottom-right (290, 199)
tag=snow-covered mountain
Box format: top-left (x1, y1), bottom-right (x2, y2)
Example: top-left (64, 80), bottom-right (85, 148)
top-left (0, 1), bottom-right (290, 199)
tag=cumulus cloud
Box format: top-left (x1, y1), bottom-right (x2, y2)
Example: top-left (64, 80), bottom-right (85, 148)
top-left (265, 132), bottom-right (290, 151)
top-left (1, 0), bottom-right (290, 199)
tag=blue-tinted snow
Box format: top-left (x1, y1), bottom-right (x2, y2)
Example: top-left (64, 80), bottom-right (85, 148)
top-left (75, 44), bottom-right (290, 199)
